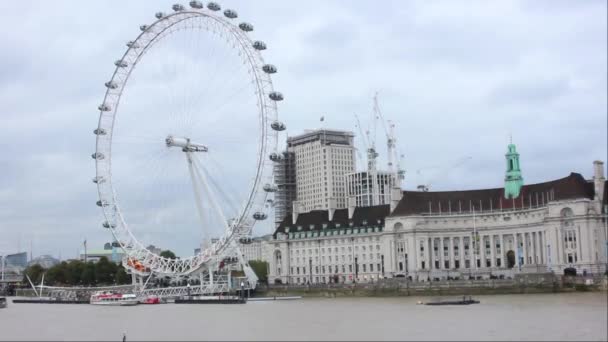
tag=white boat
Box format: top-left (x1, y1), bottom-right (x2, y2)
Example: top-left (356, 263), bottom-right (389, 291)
top-left (90, 291), bottom-right (139, 306)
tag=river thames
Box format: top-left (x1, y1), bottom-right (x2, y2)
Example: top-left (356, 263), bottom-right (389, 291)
top-left (0, 293), bottom-right (606, 341)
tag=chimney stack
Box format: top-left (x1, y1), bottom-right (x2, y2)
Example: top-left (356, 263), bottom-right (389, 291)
top-left (593, 161), bottom-right (606, 203)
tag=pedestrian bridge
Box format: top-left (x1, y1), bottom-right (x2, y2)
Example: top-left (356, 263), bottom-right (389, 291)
top-left (25, 276), bottom-right (253, 301)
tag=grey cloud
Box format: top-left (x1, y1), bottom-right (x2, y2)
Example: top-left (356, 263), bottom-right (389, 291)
top-left (0, 0), bottom-right (605, 258)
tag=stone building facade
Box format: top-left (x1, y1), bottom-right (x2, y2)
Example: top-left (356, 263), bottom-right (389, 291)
top-left (267, 158), bottom-right (607, 284)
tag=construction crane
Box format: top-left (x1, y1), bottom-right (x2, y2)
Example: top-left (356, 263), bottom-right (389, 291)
top-left (416, 156), bottom-right (473, 192)
top-left (373, 93), bottom-right (405, 188)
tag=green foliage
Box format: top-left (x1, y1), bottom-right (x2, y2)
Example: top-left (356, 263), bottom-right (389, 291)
top-left (23, 264), bottom-right (45, 284)
top-left (23, 259), bottom-right (131, 287)
top-left (80, 262), bottom-right (97, 286)
top-left (248, 260), bottom-right (269, 284)
top-left (160, 250), bottom-right (177, 259)
top-left (66, 260), bottom-right (85, 285)
top-left (95, 257), bottom-right (118, 284)
top-left (115, 266), bottom-right (130, 285)
top-left (45, 262), bottom-right (68, 285)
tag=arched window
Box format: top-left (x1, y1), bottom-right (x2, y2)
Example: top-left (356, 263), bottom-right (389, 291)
top-left (561, 207), bottom-right (573, 217)
top-left (393, 222), bottom-right (404, 231)
top-left (561, 208), bottom-right (574, 227)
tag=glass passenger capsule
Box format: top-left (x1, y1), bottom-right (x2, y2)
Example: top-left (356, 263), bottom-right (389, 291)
top-left (269, 92), bottom-right (284, 101)
top-left (239, 22), bottom-right (253, 32)
top-left (92, 176), bottom-right (105, 184)
top-left (94, 128), bottom-right (107, 136)
top-left (98, 104), bottom-right (112, 112)
top-left (253, 212), bottom-right (268, 221)
top-left (263, 64), bottom-right (277, 74)
top-left (252, 41), bottom-right (266, 50)
top-left (189, 1), bottom-right (204, 9)
top-left (155, 12), bottom-right (166, 19)
top-left (105, 81), bottom-right (118, 89)
top-left (114, 60), bottom-right (128, 68)
top-left (140, 25), bottom-right (149, 32)
top-left (269, 152), bottom-right (283, 162)
top-left (91, 153), bottom-right (105, 160)
top-left (207, 2), bottom-right (221, 11)
top-left (102, 221), bottom-right (117, 229)
top-left (263, 184), bottom-right (278, 193)
top-left (224, 9), bottom-right (237, 19)
top-left (239, 237), bottom-right (253, 245)
top-left (271, 121), bottom-right (286, 131)
top-left (96, 200), bottom-right (109, 207)
top-left (172, 4), bottom-right (185, 11)
top-left (127, 41), bottom-right (140, 49)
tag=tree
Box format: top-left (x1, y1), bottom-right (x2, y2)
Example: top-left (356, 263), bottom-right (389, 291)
top-left (248, 260), bottom-right (269, 284)
top-left (95, 257), bottom-right (117, 285)
top-left (23, 264), bottom-right (45, 284)
top-left (66, 260), bottom-right (85, 285)
top-left (160, 250), bottom-right (177, 259)
top-left (81, 262), bottom-right (97, 286)
top-left (46, 262), bottom-right (68, 285)
top-left (115, 266), bottom-right (130, 285)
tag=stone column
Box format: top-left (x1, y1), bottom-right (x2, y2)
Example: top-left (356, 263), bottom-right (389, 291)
top-left (515, 233), bottom-right (521, 269)
top-left (449, 237), bottom-right (455, 269)
top-left (429, 238), bottom-right (434, 270)
top-left (459, 236), bottom-right (465, 269)
top-left (440, 238), bottom-right (445, 269)
top-left (500, 234), bottom-right (505, 268)
top-left (490, 235), bottom-right (496, 268)
top-left (539, 231), bottom-right (544, 265)
top-left (425, 237), bottom-right (430, 271)
top-left (534, 232), bottom-right (540, 264)
top-left (523, 233), bottom-right (529, 266)
top-left (480, 235), bottom-right (486, 268)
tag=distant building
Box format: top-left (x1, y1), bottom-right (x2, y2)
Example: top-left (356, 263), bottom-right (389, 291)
top-left (146, 245), bottom-right (162, 255)
top-left (81, 246), bottom-right (125, 264)
top-left (240, 235), bottom-right (273, 262)
top-left (4, 252), bottom-right (27, 268)
top-left (287, 129), bottom-right (356, 216)
top-left (28, 255), bottom-right (60, 269)
top-left (346, 171), bottom-right (397, 207)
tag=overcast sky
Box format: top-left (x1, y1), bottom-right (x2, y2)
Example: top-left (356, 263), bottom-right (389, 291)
top-left (0, 0), bottom-right (606, 259)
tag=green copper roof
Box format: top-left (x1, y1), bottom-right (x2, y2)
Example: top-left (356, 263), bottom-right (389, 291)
top-left (504, 143), bottom-right (523, 199)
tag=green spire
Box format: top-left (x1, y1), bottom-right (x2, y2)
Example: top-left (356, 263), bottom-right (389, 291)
top-left (504, 142), bottom-right (523, 199)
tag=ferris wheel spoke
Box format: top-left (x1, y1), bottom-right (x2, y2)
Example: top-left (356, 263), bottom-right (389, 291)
top-left (190, 153), bottom-right (231, 233)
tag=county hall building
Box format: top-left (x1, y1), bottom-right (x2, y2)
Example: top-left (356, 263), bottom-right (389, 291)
top-left (267, 144), bottom-right (607, 284)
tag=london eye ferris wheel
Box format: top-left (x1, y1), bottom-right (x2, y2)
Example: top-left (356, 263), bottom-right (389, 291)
top-left (92, 2), bottom-right (286, 276)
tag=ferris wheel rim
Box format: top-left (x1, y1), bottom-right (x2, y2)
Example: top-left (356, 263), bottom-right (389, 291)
top-left (93, 6), bottom-right (282, 275)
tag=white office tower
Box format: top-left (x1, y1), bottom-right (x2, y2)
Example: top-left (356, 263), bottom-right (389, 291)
top-left (346, 171), bottom-right (397, 207)
top-left (288, 130), bottom-right (356, 215)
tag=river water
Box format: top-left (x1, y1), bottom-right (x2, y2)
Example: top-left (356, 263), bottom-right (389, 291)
top-left (1, 293), bottom-right (606, 341)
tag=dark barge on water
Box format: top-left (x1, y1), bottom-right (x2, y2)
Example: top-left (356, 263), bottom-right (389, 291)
top-left (13, 299), bottom-right (90, 304)
top-left (422, 296), bottom-right (480, 306)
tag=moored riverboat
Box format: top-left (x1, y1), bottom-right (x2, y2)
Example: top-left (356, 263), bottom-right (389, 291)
top-left (90, 292), bottom-right (139, 306)
top-left (141, 296), bottom-right (161, 305)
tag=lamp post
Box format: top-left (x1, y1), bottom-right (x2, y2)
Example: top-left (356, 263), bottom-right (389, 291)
top-left (1, 254), bottom-right (5, 282)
